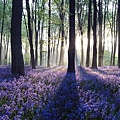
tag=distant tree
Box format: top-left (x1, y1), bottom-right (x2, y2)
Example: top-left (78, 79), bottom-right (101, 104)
top-left (11, 0), bottom-right (25, 75)
top-left (118, 0), bottom-right (120, 68)
top-left (92, 0), bottom-right (97, 69)
top-left (56, 28), bottom-right (61, 65)
top-left (0, 0), bottom-right (6, 65)
top-left (113, 2), bottom-right (117, 66)
top-left (47, 0), bottom-right (51, 67)
top-left (34, 0), bottom-right (38, 66)
top-left (40, 0), bottom-right (46, 66)
top-left (102, 0), bottom-right (107, 66)
top-left (59, 0), bottom-right (65, 66)
top-left (98, 0), bottom-right (103, 66)
top-left (26, 0), bottom-right (36, 69)
top-left (4, 33), bottom-right (10, 65)
top-left (67, 0), bottom-right (75, 72)
top-left (86, 0), bottom-right (92, 67)
top-left (77, 0), bottom-right (83, 66)
top-left (109, 1), bottom-right (114, 66)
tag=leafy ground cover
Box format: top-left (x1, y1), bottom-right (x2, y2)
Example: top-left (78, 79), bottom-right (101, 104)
top-left (0, 66), bottom-right (120, 120)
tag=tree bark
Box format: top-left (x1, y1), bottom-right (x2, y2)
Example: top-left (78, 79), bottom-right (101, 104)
top-left (118, 0), bottom-right (120, 68)
top-left (98, 0), bottom-right (103, 66)
top-left (92, 0), bottom-right (97, 69)
top-left (102, 0), bottom-right (107, 66)
top-left (113, 3), bottom-right (117, 66)
top-left (11, 0), bottom-right (25, 75)
top-left (34, 0), bottom-right (38, 66)
top-left (0, 0), bottom-right (6, 65)
top-left (59, 0), bottom-right (65, 66)
top-left (86, 0), bottom-right (92, 67)
top-left (26, 0), bottom-right (36, 69)
top-left (47, 0), bottom-right (51, 67)
top-left (67, 0), bottom-right (75, 73)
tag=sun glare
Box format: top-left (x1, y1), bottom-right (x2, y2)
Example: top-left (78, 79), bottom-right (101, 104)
top-left (75, 33), bottom-right (81, 50)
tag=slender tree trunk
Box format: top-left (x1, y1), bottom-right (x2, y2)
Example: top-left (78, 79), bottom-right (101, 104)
top-left (34, 0), bottom-right (38, 66)
top-left (68, 0), bottom-right (75, 72)
top-left (113, 3), bottom-right (117, 66)
top-left (0, 0), bottom-right (6, 65)
top-left (53, 38), bottom-right (56, 65)
top-left (81, 30), bottom-right (83, 66)
top-left (26, 0), bottom-right (36, 69)
top-left (110, 2), bottom-right (114, 66)
top-left (102, 0), bottom-right (107, 66)
top-left (117, 0), bottom-right (120, 68)
top-left (59, 0), bottom-right (65, 66)
top-left (92, 0), bottom-right (97, 69)
top-left (40, 17), bottom-right (44, 66)
top-left (11, 0), bottom-right (25, 75)
top-left (77, 0), bottom-right (83, 66)
top-left (23, 12), bottom-right (29, 40)
top-left (4, 34), bottom-right (9, 65)
top-left (47, 0), bottom-right (51, 67)
top-left (98, 0), bottom-right (103, 66)
top-left (56, 29), bottom-right (61, 65)
top-left (86, 0), bottom-right (92, 67)
top-left (39, 0), bottom-right (45, 66)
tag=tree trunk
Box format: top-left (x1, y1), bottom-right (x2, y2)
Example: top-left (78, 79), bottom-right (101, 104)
top-left (47, 0), bottom-right (51, 67)
top-left (86, 0), bottom-right (92, 67)
top-left (11, 0), bottom-right (25, 75)
top-left (34, 0), bottom-right (38, 66)
top-left (56, 29), bottom-right (61, 65)
top-left (67, 0), bottom-right (75, 73)
top-left (98, 0), bottom-right (103, 66)
top-left (102, 0), bottom-right (107, 66)
top-left (92, 0), bottom-right (97, 69)
top-left (53, 38), bottom-right (56, 65)
top-left (118, 0), bottom-right (120, 68)
top-left (4, 34), bottom-right (9, 65)
top-left (0, 0), bottom-right (6, 65)
top-left (109, 2), bottom-right (114, 66)
top-left (26, 0), bottom-right (36, 69)
top-left (113, 3), bottom-right (117, 66)
top-left (40, 17), bottom-right (44, 66)
top-left (59, 0), bottom-right (65, 66)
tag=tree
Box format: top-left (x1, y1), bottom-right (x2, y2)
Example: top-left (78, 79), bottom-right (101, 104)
top-left (77, 0), bottom-right (84, 66)
top-left (47, 0), bottom-right (51, 67)
top-left (113, 2), bottom-right (117, 65)
top-left (118, 0), bottom-right (120, 68)
top-left (0, 0), bottom-right (6, 65)
top-left (40, 0), bottom-right (46, 66)
top-left (26, 0), bottom-right (36, 69)
top-left (34, 0), bottom-right (38, 66)
top-left (92, 0), bottom-right (97, 69)
top-left (11, 0), bottom-right (25, 75)
top-left (59, 0), bottom-right (65, 66)
top-left (98, 0), bottom-right (103, 66)
top-left (67, 0), bottom-right (75, 72)
top-left (102, 0), bottom-right (107, 66)
top-left (86, 0), bottom-right (92, 67)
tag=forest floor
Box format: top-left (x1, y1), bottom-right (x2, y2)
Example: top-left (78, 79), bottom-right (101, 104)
top-left (0, 65), bottom-right (120, 120)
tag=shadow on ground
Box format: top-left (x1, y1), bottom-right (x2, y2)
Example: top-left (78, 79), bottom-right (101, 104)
top-left (39, 72), bottom-right (81, 120)
top-left (77, 66), bottom-right (120, 117)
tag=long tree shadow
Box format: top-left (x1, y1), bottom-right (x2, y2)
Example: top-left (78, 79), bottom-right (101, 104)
top-left (35, 66), bottom-right (120, 119)
top-left (77, 66), bottom-right (120, 118)
top-left (96, 68), bottom-right (120, 77)
top-left (27, 66), bottom-right (66, 73)
top-left (77, 66), bottom-right (115, 97)
top-left (40, 72), bottom-right (81, 120)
